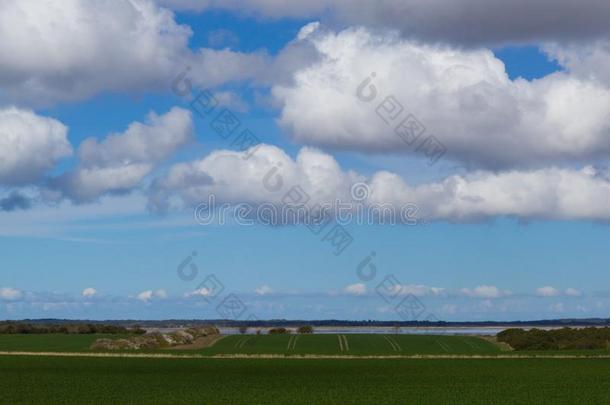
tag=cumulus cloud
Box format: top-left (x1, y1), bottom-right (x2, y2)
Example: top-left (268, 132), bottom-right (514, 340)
top-left (0, 108), bottom-right (72, 185)
top-left (0, 0), bottom-right (269, 106)
top-left (184, 288), bottom-right (211, 298)
top-left (149, 144), bottom-right (362, 213)
top-left (345, 283), bottom-right (367, 295)
top-left (545, 40), bottom-right (610, 88)
top-left (81, 288), bottom-right (97, 298)
top-left (386, 284), bottom-right (445, 297)
top-left (137, 289), bottom-right (167, 302)
top-left (565, 288), bottom-right (582, 297)
top-left (53, 107), bottom-right (193, 203)
top-left (272, 26), bottom-right (610, 169)
top-left (536, 286), bottom-right (561, 297)
top-left (255, 285), bottom-right (273, 296)
top-left (157, 0), bottom-right (610, 46)
top-left (149, 143), bottom-right (610, 222)
top-left (0, 287), bottom-right (23, 301)
top-left (460, 285), bottom-right (509, 299)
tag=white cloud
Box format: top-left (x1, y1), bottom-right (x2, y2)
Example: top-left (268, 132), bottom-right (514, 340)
top-left (345, 283), bottom-right (367, 295)
top-left (81, 288), bottom-right (97, 298)
top-left (137, 291), bottom-right (154, 302)
top-left (137, 289), bottom-right (167, 302)
top-left (185, 288), bottom-right (211, 298)
top-left (55, 107), bottom-right (193, 202)
top-left (460, 285), bottom-right (509, 299)
top-left (149, 144), bottom-right (361, 213)
top-left (150, 143), bottom-right (610, 222)
top-left (0, 107), bottom-right (72, 185)
top-left (545, 40), bottom-right (610, 89)
top-left (536, 286), bottom-right (561, 297)
top-left (273, 26), bottom-right (610, 169)
top-left (565, 288), bottom-right (582, 297)
top-left (0, 287), bottom-right (23, 301)
top-left (369, 165), bottom-right (610, 222)
top-left (255, 285), bottom-right (273, 296)
top-left (390, 284), bottom-right (445, 297)
top-left (0, 0), bottom-right (268, 106)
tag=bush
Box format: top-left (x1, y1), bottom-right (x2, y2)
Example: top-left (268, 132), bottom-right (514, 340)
top-left (90, 325), bottom-right (220, 351)
top-left (268, 327), bottom-right (290, 334)
top-left (297, 325), bottom-right (314, 334)
top-left (497, 327), bottom-right (610, 351)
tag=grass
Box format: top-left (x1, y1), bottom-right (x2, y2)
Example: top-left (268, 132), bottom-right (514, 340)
top-left (1, 355), bottom-right (610, 404)
top-left (0, 334), bottom-right (128, 352)
top-left (0, 333), bottom-right (500, 355)
top-left (178, 334), bottom-right (502, 356)
top-left (4, 333), bottom-right (610, 357)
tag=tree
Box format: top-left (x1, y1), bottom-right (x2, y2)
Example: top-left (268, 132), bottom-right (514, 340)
top-left (297, 325), bottom-right (314, 334)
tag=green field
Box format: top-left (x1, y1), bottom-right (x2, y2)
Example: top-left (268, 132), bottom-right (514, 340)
top-left (0, 334), bottom-right (128, 352)
top-left (4, 333), bottom-right (610, 358)
top-left (195, 333), bottom-right (501, 355)
top-left (0, 333), bottom-right (501, 355)
top-left (1, 355), bottom-right (610, 404)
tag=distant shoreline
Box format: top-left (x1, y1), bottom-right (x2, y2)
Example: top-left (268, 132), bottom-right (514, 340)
top-left (7, 318), bottom-right (610, 329)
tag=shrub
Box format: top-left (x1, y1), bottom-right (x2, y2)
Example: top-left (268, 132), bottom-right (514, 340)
top-left (497, 327), bottom-right (610, 351)
top-left (297, 325), bottom-right (314, 334)
top-left (268, 327), bottom-right (290, 334)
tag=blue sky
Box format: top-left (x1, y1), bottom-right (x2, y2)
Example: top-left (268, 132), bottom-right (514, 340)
top-left (2, 1), bottom-right (610, 321)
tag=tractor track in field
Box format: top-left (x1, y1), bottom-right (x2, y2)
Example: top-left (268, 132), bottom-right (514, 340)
top-left (286, 335), bottom-right (299, 350)
top-left (234, 336), bottom-right (252, 349)
top-left (337, 335), bottom-right (349, 352)
top-left (384, 336), bottom-right (402, 352)
top-left (436, 340), bottom-right (450, 352)
top-left (3, 351), bottom-right (610, 360)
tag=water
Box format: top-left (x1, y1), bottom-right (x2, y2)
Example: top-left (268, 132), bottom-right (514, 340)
top-left (216, 327), bottom-right (509, 336)
top-left (148, 326), bottom-right (575, 336)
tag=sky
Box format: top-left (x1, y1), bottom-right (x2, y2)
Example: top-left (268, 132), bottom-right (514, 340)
top-left (2, 0), bottom-right (610, 322)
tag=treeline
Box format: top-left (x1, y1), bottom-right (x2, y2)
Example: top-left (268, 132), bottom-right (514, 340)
top-left (497, 327), bottom-right (610, 350)
top-left (13, 318), bottom-right (610, 328)
top-left (0, 322), bottom-right (145, 335)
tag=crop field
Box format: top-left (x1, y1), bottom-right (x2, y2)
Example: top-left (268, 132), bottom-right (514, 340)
top-left (0, 333), bottom-right (501, 355)
top-left (194, 333), bottom-right (502, 356)
top-left (0, 334), bottom-right (128, 352)
top-left (1, 355), bottom-right (610, 404)
top-left (5, 333), bottom-right (610, 358)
